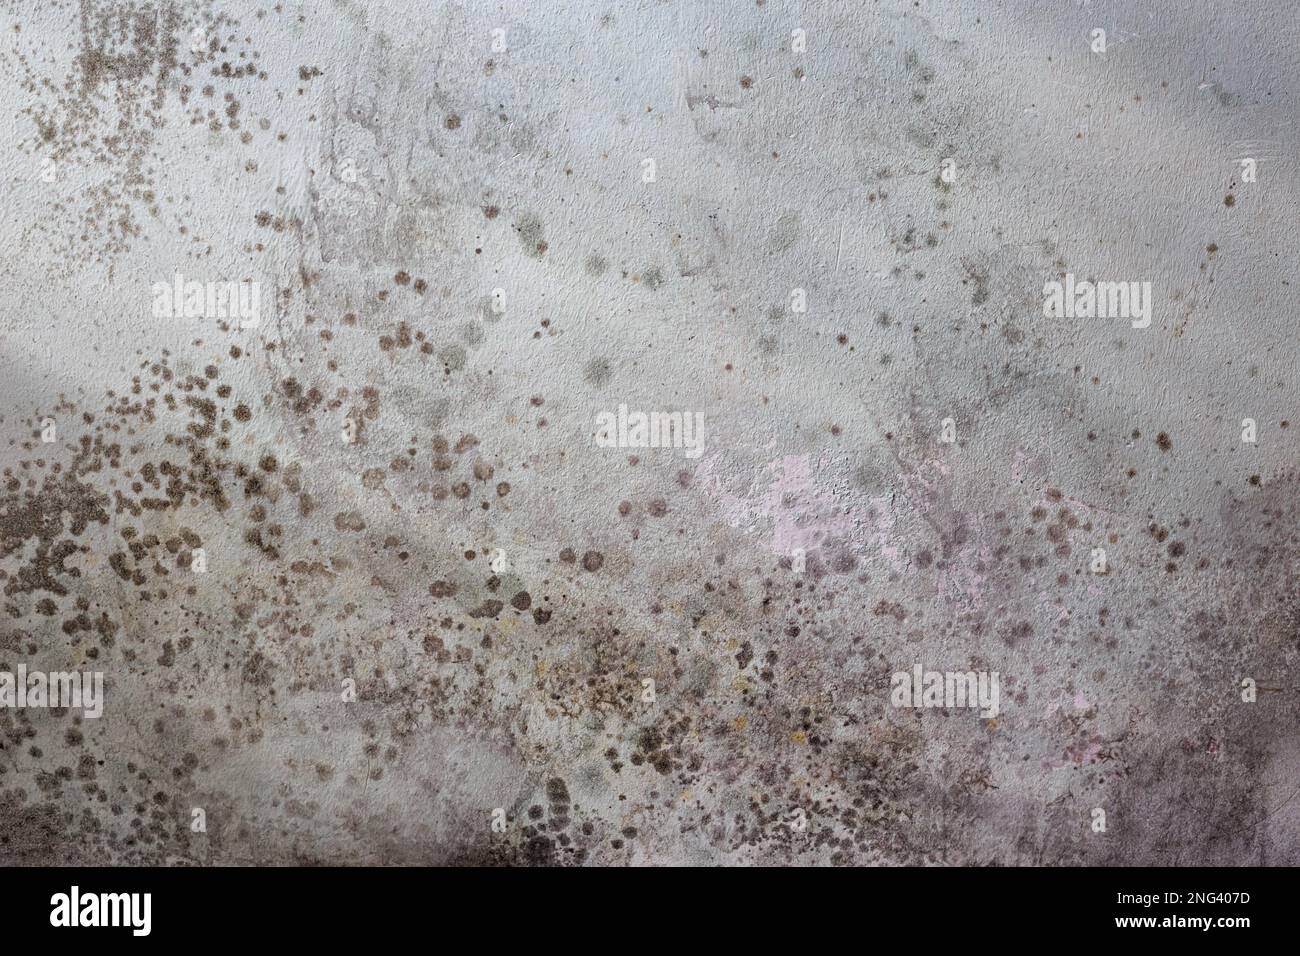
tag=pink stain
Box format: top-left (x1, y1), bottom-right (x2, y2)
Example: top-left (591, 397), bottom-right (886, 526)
top-left (763, 455), bottom-right (853, 555)
top-left (1043, 737), bottom-right (1104, 770)
top-left (697, 453), bottom-right (901, 567)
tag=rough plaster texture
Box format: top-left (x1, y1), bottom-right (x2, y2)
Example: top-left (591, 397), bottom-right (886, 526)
top-left (0, 0), bottom-right (1297, 866)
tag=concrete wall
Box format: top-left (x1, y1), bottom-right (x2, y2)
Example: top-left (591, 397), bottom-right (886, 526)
top-left (0, 0), bottom-right (1296, 864)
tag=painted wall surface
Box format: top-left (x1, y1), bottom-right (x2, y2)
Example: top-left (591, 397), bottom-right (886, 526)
top-left (0, 0), bottom-right (1297, 865)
